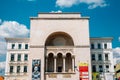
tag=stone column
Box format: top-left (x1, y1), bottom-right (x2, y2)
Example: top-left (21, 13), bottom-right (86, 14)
top-left (54, 56), bottom-right (56, 72)
top-left (63, 56), bottom-right (65, 72)
top-left (72, 56), bottom-right (75, 72)
top-left (46, 57), bottom-right (48, 72)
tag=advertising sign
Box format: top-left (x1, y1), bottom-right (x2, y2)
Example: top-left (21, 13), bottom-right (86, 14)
top-left (32, 59), bottom-right (41, 80)
top-left (79, 62), bottom-right (89, 80)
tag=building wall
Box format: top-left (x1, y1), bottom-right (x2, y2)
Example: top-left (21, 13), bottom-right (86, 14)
top-left (4, 13), bottom-right (114, 80)
top-left (90, 38), bottom-right (114, 79)
top-left (5, 38), bottom-right (29, 80)
top-left (29, 13), bottom-right (91, 80)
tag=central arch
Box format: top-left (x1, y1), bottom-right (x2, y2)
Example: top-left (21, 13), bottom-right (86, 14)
top-left (45, 32), bottom-right (75, 73)
top-left (45, 32), bottom-right (74, 46)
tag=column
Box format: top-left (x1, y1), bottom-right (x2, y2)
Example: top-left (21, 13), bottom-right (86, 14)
top-left (72, 57), bottom-right (74, 72)
top-left (46, 57), bottom-right (48, 72)
top-left (63, 56), bottom-right (65, 72)
top-left (54, 56), bottom-right (56, 72)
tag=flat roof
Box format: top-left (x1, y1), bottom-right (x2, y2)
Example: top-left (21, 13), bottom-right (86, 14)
top-left (90, 37), bottom-right (113, 40)
top-left (38, 12), bottom-right (81, 14)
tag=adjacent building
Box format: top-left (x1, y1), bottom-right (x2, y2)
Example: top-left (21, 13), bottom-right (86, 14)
top-left (5, 12), bottom-right (114, 80)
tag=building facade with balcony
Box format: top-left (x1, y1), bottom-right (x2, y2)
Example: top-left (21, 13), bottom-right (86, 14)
top-left (5, 13), bottom-right (114, 80)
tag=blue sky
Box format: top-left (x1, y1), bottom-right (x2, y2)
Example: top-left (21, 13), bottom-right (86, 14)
top-left (0, 0), bottom-right (120, 75)
top-left (0, 0), bottom-right (120, 47)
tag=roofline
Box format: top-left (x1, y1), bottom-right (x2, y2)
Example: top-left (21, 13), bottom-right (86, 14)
top-left (38, 12), bottom-right (81, 14)
top-left (5, 38), bottom-right (30, 41)
top-left (30, 17), bottom-right (90, 20)
top-left (90, 37), bottom-right (113, 40)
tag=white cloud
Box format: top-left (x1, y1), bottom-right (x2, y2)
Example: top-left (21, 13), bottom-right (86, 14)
top-left (0, 61), bottom-right (5, 76)
top-left (50, 10), bottom-right (62, 13)
top-left (0, 62), bottom-right (6, 69)
top-left (80, 0), bottom-right (107, 9)
top-left (118, 37), bottom-right (120, 42)
top-left (56, 0), bottom-right (78, 8)
top-left (56, 0), bottom-right (108, 9)
top-left (0, 20), bottom-right (29, 38)
top-left (0, 19), bottom-right (29, 55)
top-left (113, 47), bottom-right (120, 65)
top-left (0, 19), bottom-right (2, 24)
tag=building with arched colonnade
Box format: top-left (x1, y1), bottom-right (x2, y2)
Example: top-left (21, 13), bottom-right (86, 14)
top-left (5, 12), bottom-right (114, 80)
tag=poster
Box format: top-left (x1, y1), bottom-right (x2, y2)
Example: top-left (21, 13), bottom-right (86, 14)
top-left (79, 62), bottom-right (89, 80)
top-left (32, 59), bottom-right (41, 80)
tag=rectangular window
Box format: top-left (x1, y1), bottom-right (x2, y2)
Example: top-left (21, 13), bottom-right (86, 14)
top-left (10, 54), bottom-right (15, 61)
top-left (98, 43), bottom-right (101, 49)
top-left (12, 44), bottom-right (15, 49)
top-left (105, 54), bottom-right (109, 61)
top-left (99, 65), bottom-right (103, 72)
top-left (106, 65), bottom-right (109, 68)
top-left (24, 66), bottom-right (27, 72)
top-left (18, 44), bottom-right (22, 49)
top-left (17, 66), bottom-right (20, 73)
top-left (10, 66), bottom-right (14, 73)
top-left (104, 44), bottom-right (107, 49)
top-left (24, 54), bottom-right (28, 61)
top-left (17, 54), bottom-right (21, 61)
top-left (25, 44), bottom-right (28, 49)
top-left (92, 65), bottom-right (96, 72)
top-left (106, 65), bottom-right (109, 72)
top-left (92, 54), bottom-right (96, 61)
top-left (98, 54), bottom-right (102, 61)
top-left (91, 44), bottom-right (95, 49)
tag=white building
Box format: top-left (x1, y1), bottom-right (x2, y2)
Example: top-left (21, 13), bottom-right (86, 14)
top-left (5, 13), bottom-right (114, 80)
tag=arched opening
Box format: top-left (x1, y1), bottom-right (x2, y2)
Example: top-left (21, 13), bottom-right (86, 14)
top-left (56, 53), bottom-right (63, 72)
top-left (45, 32), bottom-right (74, 46)
top-left (45, 32), bottom-right (75, 73)
top-left (65, 53), bottom-right (72, 72)
top-left (47, 53), bottom-right (54, 72)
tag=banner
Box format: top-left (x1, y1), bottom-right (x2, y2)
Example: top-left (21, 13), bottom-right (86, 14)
top-left (79, 62), bottom-right (89, 80)
top-left (32, 59), bottom-right (41, 80)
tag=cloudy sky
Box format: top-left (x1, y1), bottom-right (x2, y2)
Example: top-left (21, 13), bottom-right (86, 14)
top-left (0, 0), bottom-right (120, 75)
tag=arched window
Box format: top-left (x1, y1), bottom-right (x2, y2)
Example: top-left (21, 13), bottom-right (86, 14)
top-left (47, 53), bottom-right (54, 72)
top-left (65, 53), bottom-right (72, 72)
top-left (57, 53), bottom-right (63, 72)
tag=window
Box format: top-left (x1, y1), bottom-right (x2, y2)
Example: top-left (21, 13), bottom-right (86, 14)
top-left (92, 54), bottom-right (96, 61)
top-left (17, 66), bottom-right (20, 73)
top-left (91, 44), bottom-right (95, 49)
top-left (10, 66), bottom-right (14, 73)
top-left (106, 65), bottom-right (109, 72)
top-left (106, 65), bottom-right (109, 68)
top-left (98, 43), bottom-right (101, 49)
top-left (99, 65), bottom-right (103, 72)
top-left (98, 54), bottom-right (102, 61)
top-left (18, 44), bottom-right (22, 49)
top-left (10, 54), bottom-right (15, 61)
top-left (104, 44), bottom-right (107, 49)
top-left (12, 44), bottom-right (15, 49)
top-left (25, 44), bottom-right (28, 49)
top-left (17, 54), bottom-right (21, 61)
top-left (24, 66), bottom-right (27, 72)
top-left (105, 54), bottom-right (109, 61)
top-left (92, 65), bottom-right (96, 72)
top-left (24, 54), bottom-right (28, 61)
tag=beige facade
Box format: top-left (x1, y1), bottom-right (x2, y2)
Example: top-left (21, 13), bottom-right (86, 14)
top-left (5, 13), bottom-right (114, 80)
